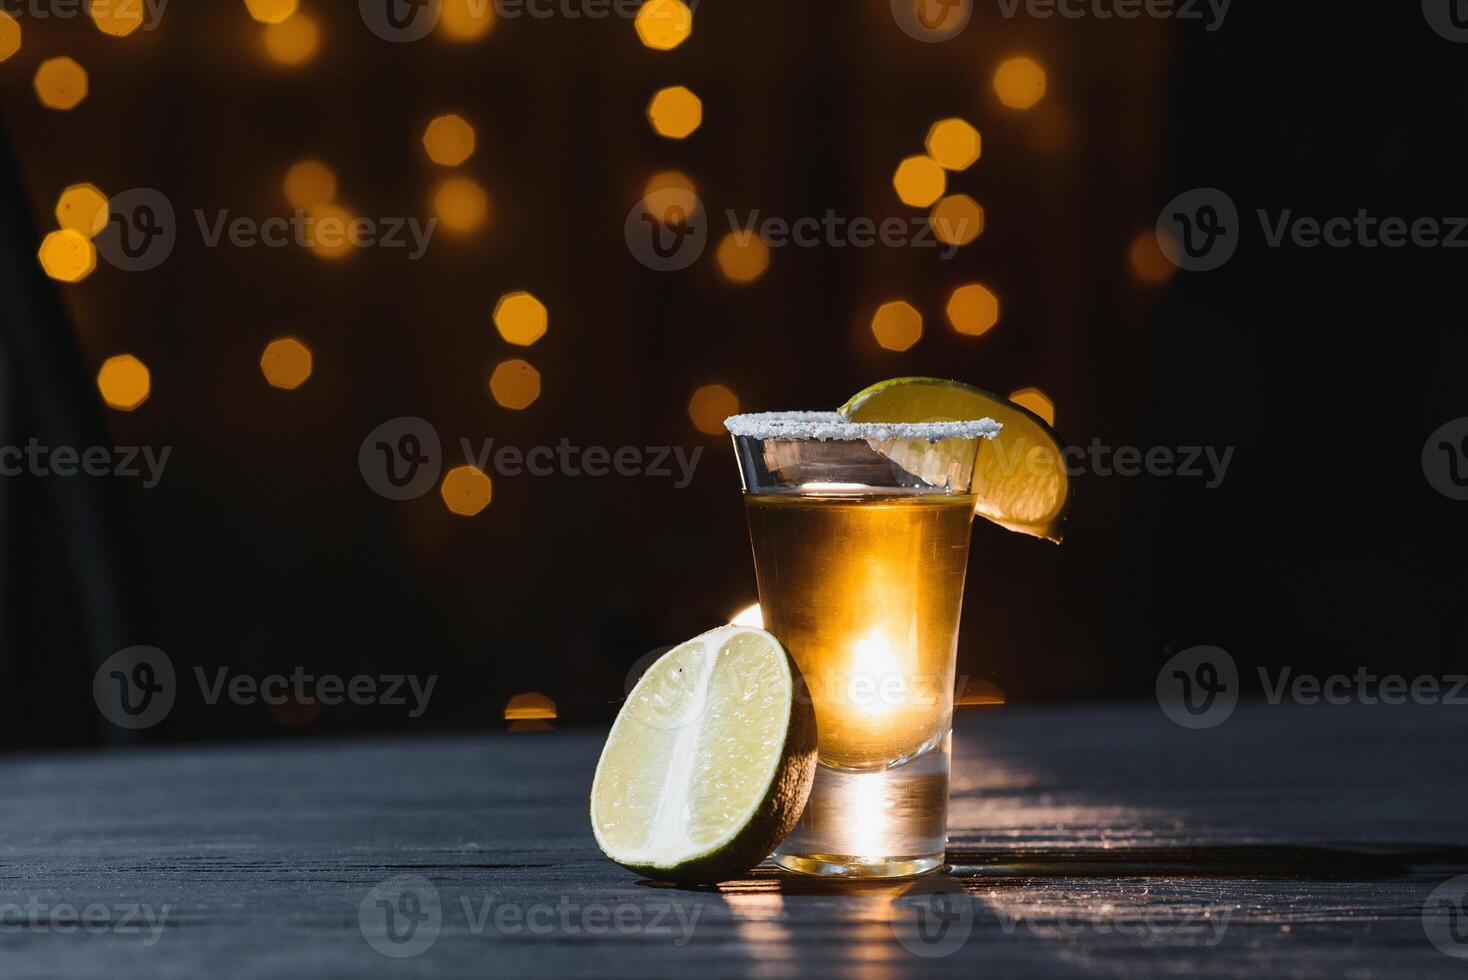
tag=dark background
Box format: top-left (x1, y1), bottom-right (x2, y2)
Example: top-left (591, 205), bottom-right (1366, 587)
top-left (0, 1), bottom-right (1461, 746)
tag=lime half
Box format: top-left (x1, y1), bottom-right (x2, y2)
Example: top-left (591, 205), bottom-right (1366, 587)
top-left (842, 377), bottom-right (1072, 543)
top-left (591, 626), bottom-right (817, 884)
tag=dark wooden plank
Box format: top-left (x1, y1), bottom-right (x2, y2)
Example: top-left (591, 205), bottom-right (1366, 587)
top-left (1, 703), bottom-right (1465, 978)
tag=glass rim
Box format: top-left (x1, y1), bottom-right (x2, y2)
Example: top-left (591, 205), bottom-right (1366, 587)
top-left (724, 411), bottom-right (1001, 442)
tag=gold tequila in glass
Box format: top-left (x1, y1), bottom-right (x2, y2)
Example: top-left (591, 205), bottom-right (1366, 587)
top-left (727, 412), bottom-right (997, 877)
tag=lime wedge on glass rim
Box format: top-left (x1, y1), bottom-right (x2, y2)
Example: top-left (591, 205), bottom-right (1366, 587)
top-left (591, 626), bottom-right (817, 884)
top-left (841, 377), bottom-right (1072, 543)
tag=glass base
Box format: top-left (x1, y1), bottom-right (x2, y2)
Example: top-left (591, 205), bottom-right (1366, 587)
top-left (774, 732), bottom-right (951, 879)
top-left (773, 852), bottom-right (945, 878)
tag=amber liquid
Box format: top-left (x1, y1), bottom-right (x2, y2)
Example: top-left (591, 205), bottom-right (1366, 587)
top-left (744, 491), bottom-right (976, 771)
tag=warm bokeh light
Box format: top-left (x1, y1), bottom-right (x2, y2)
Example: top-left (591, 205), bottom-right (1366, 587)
top-left (260, 337), bottom-right (313, 390)
top-left (489, 358), bottom-right (541, 410)
top-left (870, 301), bottom-right (922, 352)
top-left (244, 0), bottom-right (298, 25)
top-left (439, 0), bottom-right (496, 41)
top-left (994, 56), bottom-right (1047, 110)
top-left (930, 194), bottom-right (985, 246)
top-left (634, 0), bottom-right (693, 51)
top-left (422, 113), bottom-right (476, 166)
top-left (688, 384), bottom-right (739, 435)
top-left (647, 85), bottom-right (702, 139)
top-left (504, 692), bottom-right (557, 720)
top-left (263, 13), bottom-right (319, 67)
top-left (946, 283), bottom-right (1000, 337)
top-left (641, 170), bottom-right (700, 223)
top-left (33, 57), bottom-right (88, 111)
top-left (55, 184), bottom-right (109, 238)
top-left (440, 465), bottom-right (493, 516)
top-left (432, 176), bottom-right (490, 233)
top-left (729, 602), bottom-right (764, 628)
top-left (892, 155), bottom-right (946, 208)
top-left (493, 291), bottom-right (548, 346)
top-left (88, 0), bottom-right (145, 37)
top-left (38, 230), bottom-right (97, 283)
top-left (925, 118), bottom-right (982, 171)
top-left (0, 12), bottom-right (19, 62)
top-left (283, 159), bottom-right (337, 209)
top-left (1129, 229), bottom-right (1177, 284)
top-left (306, 203), bottom-right (358, 260)
top-left (96, 354), bottom-right (151, 411)
top-left (1009, 387), bottom-right (1056, 426)
top-left (715, 231), bottom-right (771, 284)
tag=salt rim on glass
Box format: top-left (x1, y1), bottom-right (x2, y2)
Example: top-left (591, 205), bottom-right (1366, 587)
top-left (724, 411), bottom-right (1001, 444)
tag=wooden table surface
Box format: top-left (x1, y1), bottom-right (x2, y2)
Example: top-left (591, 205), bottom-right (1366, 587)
top-left (2, 702), bottom-right (1466, 979)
